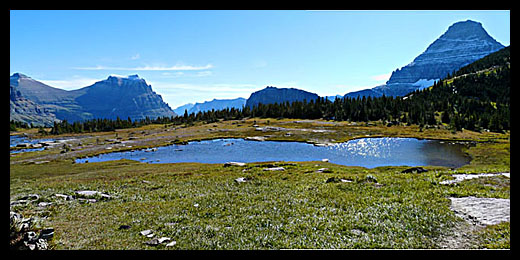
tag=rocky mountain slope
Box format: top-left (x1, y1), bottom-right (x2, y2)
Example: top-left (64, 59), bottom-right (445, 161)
top-left (72, 75), bottom-right (176, 120)
top-left (10, 74), bottom-right (176, 126)
top-left (345, 20), bottom-right (505, 98)
top-left (246, 86), bottom-right (319, 108)
top-left (10, 84), bottom-right (58, 126)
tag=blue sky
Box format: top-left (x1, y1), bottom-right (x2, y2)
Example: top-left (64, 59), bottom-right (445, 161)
top-left (10, 10), bottom-right (510, 108)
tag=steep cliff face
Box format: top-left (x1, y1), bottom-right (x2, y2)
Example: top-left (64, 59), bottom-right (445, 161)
top-left (10, 73), bottom-right (85, 123)
top-left (10, 85), bottom-right (59, 126)
top-left (74, 75), bottom-right (176, 120)
top-left (10, 74), bottom-right (176, 126)
top-left (345, 20), bottom-right (505, 98)
top-left (246, 86), bottom-right (319, 108)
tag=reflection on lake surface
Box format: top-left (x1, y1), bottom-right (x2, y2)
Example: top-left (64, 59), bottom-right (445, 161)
top-left (75, 137), bottom-right (471, 168)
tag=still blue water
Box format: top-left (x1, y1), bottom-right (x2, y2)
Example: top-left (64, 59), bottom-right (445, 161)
top-left (75, 137), bottom-right (471, 168)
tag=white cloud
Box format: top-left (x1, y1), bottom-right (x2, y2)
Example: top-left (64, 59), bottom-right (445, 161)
top-left (130, 53), bottom-right (140, 60)
top-left (73, 64), bottom-right (214, 71)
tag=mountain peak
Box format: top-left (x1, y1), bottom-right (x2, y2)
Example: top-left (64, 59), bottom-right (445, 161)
top-left (345, 20), bottom-right (505, 98)
top-left (107, 74), bottom-right (142, 80)
top-left (440, 20), bottom-right (490, 40)
top-left (11, 73), bottom-right (29, 79)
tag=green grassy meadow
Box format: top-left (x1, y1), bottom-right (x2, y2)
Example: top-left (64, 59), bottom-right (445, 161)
top-left (10, 119), bottom-right (510, 249)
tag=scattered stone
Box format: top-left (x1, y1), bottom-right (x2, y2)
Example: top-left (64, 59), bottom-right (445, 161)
top-left (224, 162), bottom-right (246, 167)
top-left (140, 229), bottom-right (153, 236)
top-left (263, 167), bottom-right (285, 171)
top-left (157, 237), bottom-right (171, 244)
top-left (440, 172), bottom-right (510, 185)
top-left (36, 238), bottom-right (48, 250)
top-left (10, 200), bottom-right (29, 206)
top-left (24, 231), bottom-right (38, 243)
top-left (19, 194), bottom-right (40, 201)
top-left (39, 228), bottom-right (54, 240)
top-left (316, 168), bottom-right (332, 173)
top-left (449, 196), bottom-right (510, 226)
top-left (145, 238), bottom-right (160, 246)
top-left (77, 198), bottom-right (97, 203)
top-left (26, 242), bottom-right (36, 250)
top-left (325, 177), bottom-right (352, 183)
top-left (234, 177), bottom-right (249, 183)
top-left (165, 241), bottom-right (177, 247)
top-left (10, 211), bottom-right (22, 224)
top-left (37, 202), bottom-right (52, 208)
top-left (38, 141), bottom-right (56, 146)
top-left (75, 190), bottom-right (111, 200)
top-left (55, 194), bottom-right (74, 201)
top-left (194, 203), bottom-right (199, 207)
top-left (321, 159), bottom-right (329, 162)
top-left (401, 167), bottom-right (428, 173)
top-left (75, 190), bottom-right (100, 197)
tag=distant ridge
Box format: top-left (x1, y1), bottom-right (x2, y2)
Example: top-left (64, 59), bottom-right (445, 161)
top-left (186, 98), bottom-right (246, 114)
top-left (10, 74), bottom-right (176, 126)
top-left (246, 86), bottom-right (319, 108)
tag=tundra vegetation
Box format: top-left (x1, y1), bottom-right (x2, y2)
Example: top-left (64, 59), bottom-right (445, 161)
top-left (10, 117), bottom-right (510, 250)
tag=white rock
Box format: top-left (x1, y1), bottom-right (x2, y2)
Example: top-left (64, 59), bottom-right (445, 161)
top-left (263, 167), bottom-right (285, 171)
top-left (165, 241), bottom-right (177, 247)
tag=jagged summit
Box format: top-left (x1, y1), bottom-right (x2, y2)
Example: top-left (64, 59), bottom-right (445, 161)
top-left (345, 20), bottom-right (505, 98)
top-left (11, 72), bottom-right (29, 79)
top-left (439, 20), bottom-right (490, 40)
top-left (108, 74), bottom-right (142, 80)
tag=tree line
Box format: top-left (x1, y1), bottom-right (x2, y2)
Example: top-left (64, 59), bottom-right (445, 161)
top-left (16, 47), bottom-right (510, 135)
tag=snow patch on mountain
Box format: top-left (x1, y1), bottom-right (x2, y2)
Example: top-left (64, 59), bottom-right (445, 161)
top-left (412, 79), bottom-right (438, 90)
